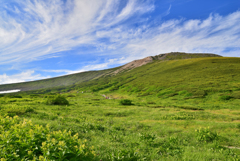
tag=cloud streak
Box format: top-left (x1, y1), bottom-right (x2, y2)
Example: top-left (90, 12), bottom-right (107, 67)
top-left (0, 70), bottom-right (48, 85)
top-left (0, 0), bottom-right (154, 64)
top-left (120, 11), bottom-right (240, 60)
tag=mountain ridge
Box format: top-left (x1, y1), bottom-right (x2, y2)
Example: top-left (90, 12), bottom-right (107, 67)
top-left (111, 52), bottom-right (221, 75)
top-left (0, 52), bottom-right (222, 92)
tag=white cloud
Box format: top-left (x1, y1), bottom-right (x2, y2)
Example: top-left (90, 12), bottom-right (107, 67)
top-left (0, 70), bottom-right (48, 85)
top-left (120, 11), bottom-right (240, 59)
top-left (0, 0), bottom-right (154, 64)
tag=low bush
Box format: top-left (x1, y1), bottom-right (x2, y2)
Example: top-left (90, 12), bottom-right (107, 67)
top-left (7, 95), bottom-right (22, 98)
top-left (67, 94), bottom-right (76, 97)
top-left (25, 107), bottom-right (35, 113)
top-left (119, 99), bottom-right (132, 105)
top-left (0, 116), bottom-right (96, 160)
top-left (196, 127), bottom-right (218, 143)
top-left (46, 95), bottom-right (69, 105)
top-left (219, 95), bottom-right (232, 101)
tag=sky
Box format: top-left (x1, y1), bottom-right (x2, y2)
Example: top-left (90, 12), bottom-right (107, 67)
top-left (0, 0), bottom-right (240, 85)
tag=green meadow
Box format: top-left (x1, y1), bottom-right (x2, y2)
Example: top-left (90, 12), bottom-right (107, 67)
top-left (1, 55), bottom-right (240, 160)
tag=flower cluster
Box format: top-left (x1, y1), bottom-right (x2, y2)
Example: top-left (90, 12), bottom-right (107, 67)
top-left (0, 116), bottom-right (96, 160)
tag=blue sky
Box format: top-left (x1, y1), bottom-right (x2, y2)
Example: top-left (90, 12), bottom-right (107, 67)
top-left (0, 0), bottom-right (239, 85)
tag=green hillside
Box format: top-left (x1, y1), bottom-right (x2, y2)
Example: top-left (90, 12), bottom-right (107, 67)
top-left (79, 57), bottom-right (240, 96)
top-left (0, 67), bottom-right (116, 92)
top-left (1, 54), bottom-right (240, 160)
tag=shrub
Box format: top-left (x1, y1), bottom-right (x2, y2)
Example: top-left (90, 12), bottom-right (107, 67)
top-left (196, 127), bottom-right (218, 143)
top-left (46, 95), bottom-right (69, 105)
top-left (219, 95), bottom-right (232, 101)
top-left (25, 107), bottom-right (35, 113)
top-left (119, 99), bottom-right (132, 105)
top-left (67, 94), bottom-right (76, 97)
top-left (184, 92), bottom-right (193, 97)
top-left (7, 95), bottom-right (22, 98)
top-left (0, 116), bottom-right (96, 160)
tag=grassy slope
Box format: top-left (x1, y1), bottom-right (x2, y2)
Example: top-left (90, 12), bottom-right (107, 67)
top-left (1, 56), bottom-right (240, 160)
top-left (81, 57), bottom-right (240, 96)
top-left (0, 67), bottom-right (116, 92)
top-left (1, 92), bottom-right (240, 160)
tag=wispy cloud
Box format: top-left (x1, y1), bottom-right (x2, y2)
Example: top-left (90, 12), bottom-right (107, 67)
top-left (0, 70), bottom-right (48, 85)
top-left (120, 11), bottom-right (240, 60)
top-left (0, 0), bottom-right (154, 64)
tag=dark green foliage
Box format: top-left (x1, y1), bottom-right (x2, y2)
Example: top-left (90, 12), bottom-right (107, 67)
top-left (147, 101), bottom-right (156, 104)
top-left (119, 99), bottom-right (132, 105)
top-left (7, 95), bottom-right (22, 98)
top-left (219, 95), bottom-right (233, 100)
top-left (176, 106), bottom-right (204, 111)
top-left (30, 94), bottom-right (39, 98)
top-left (67, 94), bottom-right (76, 97)
top-left (46, 95), bottom-right (69, 105)
top-left (25, 107), bottom-right (35, 113)
top-left (0, 94), bottom-right (4, 97)
top-left (237, 124), bottom-right (240, 130)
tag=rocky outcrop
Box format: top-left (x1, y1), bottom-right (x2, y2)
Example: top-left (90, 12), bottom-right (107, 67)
top-left (112, 56), bottom-right (153, 74)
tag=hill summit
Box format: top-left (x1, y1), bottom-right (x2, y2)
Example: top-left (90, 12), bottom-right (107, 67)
top-left (112, 52), bottom-right (221, 74)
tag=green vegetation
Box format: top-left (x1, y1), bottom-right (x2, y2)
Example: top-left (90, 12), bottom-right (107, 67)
top-left (119, 99), bottom-right (132, 105)
top-left (0, 54), bottom-right (240, 160)
top-left (46, 95), bottom-right (69, 105)
top-left (0, 116), bottom-right (96, 160)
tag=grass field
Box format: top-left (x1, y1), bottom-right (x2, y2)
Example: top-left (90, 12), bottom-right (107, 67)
top-left (0, 55), bottom-right (240, 160)
top-left (1, 90), bottom-right (240, 160)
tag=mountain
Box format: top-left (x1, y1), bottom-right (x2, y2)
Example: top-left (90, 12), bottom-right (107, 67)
top-left (77, 55), bottom-right (240, 98)
top-left (0, 52), bottom-right (223, 92)
top-left (110, 52), bottom-right (220, 75)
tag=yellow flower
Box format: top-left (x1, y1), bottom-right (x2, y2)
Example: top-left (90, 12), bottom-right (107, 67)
top-left (28, 151), bottom-right (33, 155)
top-left (80, 144), bottom-right (85, 149)
top-left (58, 141), bottom-right (65, 147)
top-left (73, 133), bottom-right (79, 139)
top-left (51, 138), bottom-right (56, 144)
top-left (42, 142), bottom-right (47, 147)
top-left (39, 156), bottom-right (44, 161)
